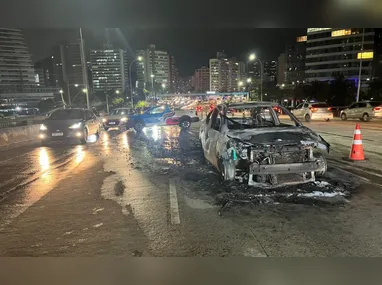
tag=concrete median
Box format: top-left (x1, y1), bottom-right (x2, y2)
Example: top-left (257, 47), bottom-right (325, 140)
top-left (0, 125), bottom-right (40, 148)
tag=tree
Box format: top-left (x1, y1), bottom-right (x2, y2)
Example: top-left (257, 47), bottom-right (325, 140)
top-left (328, 74), bottom-right (355, 106)
top-left (112, 97), bottom-right (124, 107)
top-left (136, 101), bottom-right (148, 108)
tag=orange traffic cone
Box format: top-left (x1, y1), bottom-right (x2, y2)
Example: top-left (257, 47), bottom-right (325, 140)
top-left (349, 123), bottom-right (365, 161)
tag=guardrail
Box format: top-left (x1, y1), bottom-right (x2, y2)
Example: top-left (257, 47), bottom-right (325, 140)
top-left (0, 116), bottom-right (46, 129)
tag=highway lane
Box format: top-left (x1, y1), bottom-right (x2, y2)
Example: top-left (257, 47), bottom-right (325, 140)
top-left (0, 123), bottom-right (382, 256)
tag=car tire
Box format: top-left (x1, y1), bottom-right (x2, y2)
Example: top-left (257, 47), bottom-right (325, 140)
top-left (179, 118), bottom-right (191, 129)
top-left (362, 113), bottom-right (370, 122)
top-left (325, 118), bottom-right (330, 122)
top-left (341, 113), bottom-right (347, 121)
top-left (133, 120), bottom-right (145, 132)
top-left (80, 128), bottom-right (88, 144)
top-left (104, 126), bottom-right (109, 131)
top-left (305, 114), bottom-right (311, 122)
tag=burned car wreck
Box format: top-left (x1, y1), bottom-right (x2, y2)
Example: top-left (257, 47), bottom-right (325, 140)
top-left (199, 102), bottom-right (330, 188)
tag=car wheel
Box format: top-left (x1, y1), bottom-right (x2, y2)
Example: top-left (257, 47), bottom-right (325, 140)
top-left (104, 126), bottom-right (109, 131)
top-left (80, 128), bottom-right (88, 144)
top-left (305, 114), bottom-right (311, 122)
top-left (179, 118), bottom-right (191, 129)
top-left (325, 118), bottom-right (330, 122)
top-left (341, 113), bottom-right (347, 121)
top-left (133, 120), bottom-right (145, 132)
top-left (362, 113), bottom-right (370, 122)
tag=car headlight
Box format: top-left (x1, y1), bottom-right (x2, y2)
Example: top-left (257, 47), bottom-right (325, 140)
top-left (69, 122), bottom-right (82, 129)
top-left (120, 117), bottom-right (127, 122)
top-left (102, 118), bottom-right (107, 123)
top-left (40, 124), bottom-right (47, 131)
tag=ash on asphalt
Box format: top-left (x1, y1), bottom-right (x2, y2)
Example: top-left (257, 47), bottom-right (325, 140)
top-left (130, 127), bottom-right (357, 209)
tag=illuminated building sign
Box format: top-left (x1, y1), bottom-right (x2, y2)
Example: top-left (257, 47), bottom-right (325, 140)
top-left (307, 28), bottom-right (331, 33)
top-left (296, 36), bottom-right (307, 42)
top-left (331, 29), bottom-right (352, 37)
top-left (357, 51), bottom-right (374, 59)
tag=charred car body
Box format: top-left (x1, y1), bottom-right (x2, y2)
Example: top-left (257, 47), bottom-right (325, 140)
top-left (199, 102), bottom-right (330, 188)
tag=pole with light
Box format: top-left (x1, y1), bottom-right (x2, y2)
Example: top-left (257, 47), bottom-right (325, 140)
top-left (59, 90), bottom-right (67, 108)
top-left (356, 28), bottom-right (365, 102)
top-left (129, 56), bottom-right (143, 108)
top-left (249, 53), bottom-right (263, 101)
top-left (150, 74), bottom-right (154, 103)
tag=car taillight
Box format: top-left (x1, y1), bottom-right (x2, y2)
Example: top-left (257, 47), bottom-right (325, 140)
top-left (310, 107), bottom-right (318, 112)
top-left (327, 107), bottom-right (332, 111)
top-left (373, 107), bottom-right (381, 111)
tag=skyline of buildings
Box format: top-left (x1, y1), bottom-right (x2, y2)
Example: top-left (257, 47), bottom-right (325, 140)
top-left (2, 28), bottom-right (382, 105)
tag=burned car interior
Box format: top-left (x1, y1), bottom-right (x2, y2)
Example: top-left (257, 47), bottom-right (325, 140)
top-left (200, 103), bottom-right (330, 188)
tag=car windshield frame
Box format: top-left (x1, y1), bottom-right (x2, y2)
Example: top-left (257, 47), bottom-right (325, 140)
top-left (222, 104), bottom-right (301, 130)
top-left (109, 109), bottom-right (132, 116)
top-left (48, 109), bottom-right (84, 120)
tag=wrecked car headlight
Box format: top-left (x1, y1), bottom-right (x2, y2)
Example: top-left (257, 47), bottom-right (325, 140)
top-left (228, 140), bottom-right (248, 160)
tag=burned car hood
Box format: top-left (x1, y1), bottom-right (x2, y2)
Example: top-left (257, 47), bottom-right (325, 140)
top-left (226, 126), bottom-right (330, 152)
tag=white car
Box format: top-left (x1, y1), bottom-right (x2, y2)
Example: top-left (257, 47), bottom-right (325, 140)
top-left (341, 101), bottom-right (382, 121)
top-left (291, 102), bottom-right (333, 122)
top-left (102, 108), bottom-right (135, 131)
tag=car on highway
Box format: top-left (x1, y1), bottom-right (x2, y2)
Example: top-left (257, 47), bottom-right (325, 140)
top-left (102, 108), bottom-right (135, 131)
top-left (199, 102), bottom-right (330, 188)
top-left (341, 101), bottom-right (382, 121)
top-left (127, 105), bottom-right (199, 132)
top-left (39, 108), bottom-right (100, 145)
top-left (291, 102), bottom-right (333, 122)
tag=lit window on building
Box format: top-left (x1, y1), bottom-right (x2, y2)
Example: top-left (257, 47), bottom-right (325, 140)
top-left (331, 29), bottom-right (352, 37)
top-left (357, 51), bottom-right (374, 59)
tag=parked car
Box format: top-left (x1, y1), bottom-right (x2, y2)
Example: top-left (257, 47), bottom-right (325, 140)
top-left (127, 105), bottom-right (199, 132)
top-left (39, 108), bottom-right (100, 145)
top-left (102, 108), bottom-right (135, 131)
top-left (291, 102), bottom-right (333, 122)
top-left (341, 101), bottom-right (382, 121)
top-left (372, 102), bottom-right (382, 119)
top-left (199, 102), bottom-right (330, 188)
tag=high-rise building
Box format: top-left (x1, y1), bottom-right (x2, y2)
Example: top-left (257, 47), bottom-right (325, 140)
top-left (168, 55), bottom-right (178, 93)
top-left (305, 28), bottom-right (382, 86)
top-left (209, 52), bottom-right (240, 92)
top-left (263, 60), bottom-right (277, 83)
top-left (0, 29), bottom-right (36, 92)
top-left (194, 66), bottom-right (210, 92)
top-left (285, 39), bottom-right (306, 84)
top-left (238, 61), bottom-right (246, 80)
top-left (34, 53), bottom-right (63, 88)
top-left (177, 76), bottom-right (193, 93)
top-left (248, 61), bottom-right (261, 80)
top-left (60, 41), bottom-right (86, 86)
top-left (277, 53), bottom-right (287, 86)
top-left (136, 44), bottom-right (170, 91)
top-left (90, 44), bottom-right (127, 94)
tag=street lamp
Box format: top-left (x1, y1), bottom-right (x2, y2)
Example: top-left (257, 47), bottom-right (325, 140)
top-left (128, 56), bottom-right (143, 108)
top-left (248, 53), bottom-right (263, 101)
top-left (82, 88), bottom-right (87, 93)
top-left (74, 84), bottom-right (79, 87)
top-left (238, 81), bottom-right (244, 87)
top-left (115, 90), bottom-right (120, 94)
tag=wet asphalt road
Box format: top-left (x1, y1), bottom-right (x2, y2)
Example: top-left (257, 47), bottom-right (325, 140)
top-left (1, 122), bottom-right (382, 256)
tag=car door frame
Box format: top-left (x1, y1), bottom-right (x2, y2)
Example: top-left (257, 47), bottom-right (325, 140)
top-left (293, 103), bottom-right (304, 118)
top-left (347, 103), bottom-right (358, 118)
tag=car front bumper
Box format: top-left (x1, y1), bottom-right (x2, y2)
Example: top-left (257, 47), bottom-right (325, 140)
top-left (39, 129), bottom-right (84, 140)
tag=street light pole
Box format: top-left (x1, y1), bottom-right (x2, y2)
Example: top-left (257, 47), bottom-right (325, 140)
top-left (105, 91), bottom-right (109, 114)
top-left (356, 28), bottom-right (365, 102)
top-left (128, 56), bottom-right (143, 108)
top-left (66, 80), bottom-right (71, 106)
top-left (249, 53), bottom-right (263, 101)
top-left (79, 28), bottom-right (90, 109)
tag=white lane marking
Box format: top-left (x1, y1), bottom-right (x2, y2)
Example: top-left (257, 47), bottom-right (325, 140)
top-left (169, 178), bottom-right (181, 225)
top-left (93, 223), bottom-right (103, 228)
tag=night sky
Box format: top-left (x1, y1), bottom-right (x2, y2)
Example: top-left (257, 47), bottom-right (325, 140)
top-left (23, 28), bottom-right (306, 76)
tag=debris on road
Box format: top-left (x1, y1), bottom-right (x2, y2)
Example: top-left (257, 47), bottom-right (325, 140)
top-left (114, 180), bottom-right (125, 196)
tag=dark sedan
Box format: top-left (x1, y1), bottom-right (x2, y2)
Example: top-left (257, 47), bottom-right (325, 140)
top-left (39, 108), bottom-right (100, 145)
